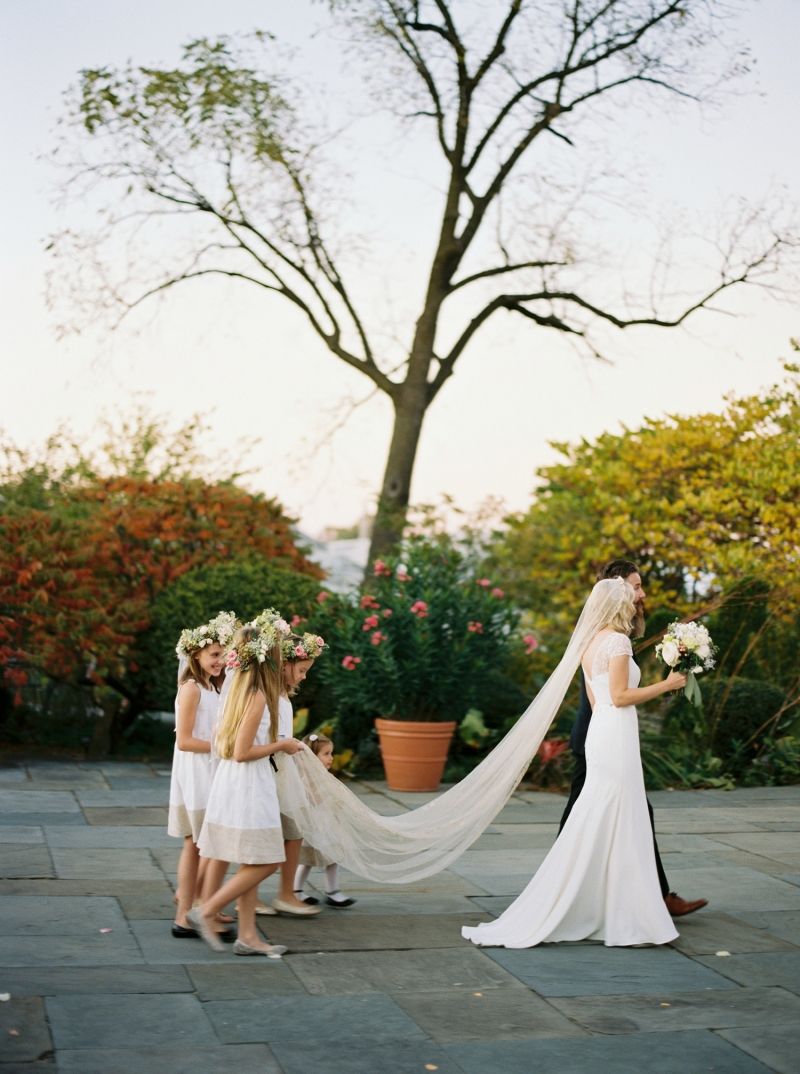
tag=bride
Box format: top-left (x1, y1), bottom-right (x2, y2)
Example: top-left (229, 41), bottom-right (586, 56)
top-left (462, 577), bottom-right (685, 949)
top-left (273, 577), bottom-right (686, 948)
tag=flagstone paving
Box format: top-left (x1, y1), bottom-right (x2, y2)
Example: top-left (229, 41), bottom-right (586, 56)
top-left (0, 762), bottom-right (798, 1073)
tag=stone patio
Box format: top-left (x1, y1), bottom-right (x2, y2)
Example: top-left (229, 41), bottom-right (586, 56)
top-left (1, 762), bottom-right (798, 1073)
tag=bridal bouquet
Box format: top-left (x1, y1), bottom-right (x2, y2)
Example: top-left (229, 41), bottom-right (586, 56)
top-left (655, 620), bottom-right (717, 708)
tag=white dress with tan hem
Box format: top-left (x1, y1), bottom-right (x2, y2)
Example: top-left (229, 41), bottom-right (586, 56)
top-left (197, 701), bottom-right (285, 865)
top-left (167, 681), bottom-right (220, 841)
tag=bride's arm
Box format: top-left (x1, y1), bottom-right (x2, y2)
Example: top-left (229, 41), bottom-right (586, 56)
top-left (609, 656), bottom-right (686, 708)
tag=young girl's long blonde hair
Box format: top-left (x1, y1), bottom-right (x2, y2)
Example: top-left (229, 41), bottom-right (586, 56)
top-left (216, 625), bottom-right (282, 759)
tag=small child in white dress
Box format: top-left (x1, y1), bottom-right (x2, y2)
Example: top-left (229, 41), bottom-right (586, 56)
top-left (168, 611), bottom-right (237, 940)
top-left (270, 630), bottom-right (328, 916)
top-left (294, 732), bottom-right (357, 908)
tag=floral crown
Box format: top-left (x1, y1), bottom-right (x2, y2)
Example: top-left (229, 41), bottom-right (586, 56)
top-left (176, 610), bottom-right (238, 658)
top-left (225, 608), bottom-right (290, 672)
top-left (281, 631), bottom-right (326, 662)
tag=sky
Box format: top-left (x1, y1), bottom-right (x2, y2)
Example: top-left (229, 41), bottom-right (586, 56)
top-left (1, 0), bottom-right (798, 537)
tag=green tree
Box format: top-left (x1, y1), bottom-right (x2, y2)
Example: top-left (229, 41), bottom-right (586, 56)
top-left (492, 361), bottom-right (800, 698)
top-left (52, 3), bottom-right (789, 565)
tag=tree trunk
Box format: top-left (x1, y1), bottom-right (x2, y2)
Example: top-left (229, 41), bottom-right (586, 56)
top-left (368, 379), bottom-right (430, 565)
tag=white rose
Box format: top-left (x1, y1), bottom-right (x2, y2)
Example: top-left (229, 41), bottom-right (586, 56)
top-left (697, 642), bottom-right (711, 660)
top-left (660, 640), bottom-right (679, 666)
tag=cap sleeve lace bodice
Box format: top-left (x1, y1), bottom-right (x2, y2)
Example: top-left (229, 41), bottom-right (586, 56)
top-left (590, 632), bottom-right (633, 679)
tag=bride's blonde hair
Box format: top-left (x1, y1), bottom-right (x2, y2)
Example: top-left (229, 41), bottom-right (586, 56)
top-left (597, 579), bottom-right (636, 635)
top-left (216, 625), bottom-right (282, 759)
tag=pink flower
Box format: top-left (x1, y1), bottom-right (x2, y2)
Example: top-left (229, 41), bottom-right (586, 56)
top-left (225, 651), bottom-right (240, 670)
top-left (491, 587), bottom-right (505, 599)
top-left (362, 615), bottom-right (380, 631)
top-left (476, 578), bottom-right (491, 588)
top-left (294, 645), bottom-right (308, 659)
top-left (467, 621), bottom-right (484, 634)
top-left (290, 615), bottom-right (304, 627)
top-left (370, 630), bottom-right (387, 646)
top-left (382, 608), bottom-right (393, 618)
top-left (410, 600), bottom-right (429, 618)
top-left (523, 633), bottom-right (539, 655)
top-left (360, 594), bottom-right (380, 609)
top-left (396, 569), bottom-right (410, 582)
top-left (341, 655), bottom-right (362, 670)
top-left (373, 559), bottom-right (392, 577)
top-left (315, 635), bottom-right (325, 647)
top-left (316, 591), bottom-right (331, 604)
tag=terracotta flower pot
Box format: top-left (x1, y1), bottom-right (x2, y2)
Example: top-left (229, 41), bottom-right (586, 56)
top-left (374, 717), bottom-right (457, 792)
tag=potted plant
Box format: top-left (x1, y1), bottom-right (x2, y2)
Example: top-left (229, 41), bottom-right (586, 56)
top-left (315, 533), bottom-right (521, 790)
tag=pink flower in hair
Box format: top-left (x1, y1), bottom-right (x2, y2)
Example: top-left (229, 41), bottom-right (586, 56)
top-left (294, 645), bottom-right (308, 659)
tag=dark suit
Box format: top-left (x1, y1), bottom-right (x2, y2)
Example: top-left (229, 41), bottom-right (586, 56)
top-left (558, 669), bottom-right (669, 898)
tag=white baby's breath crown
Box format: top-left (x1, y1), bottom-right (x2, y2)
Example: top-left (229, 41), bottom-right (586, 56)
top-left (226, 615), bottom-right (281, 673)
top-left (175, 610), bottom-right (238, 658)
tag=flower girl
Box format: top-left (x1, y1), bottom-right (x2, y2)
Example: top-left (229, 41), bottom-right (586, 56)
top-left (270, 630), bottom-right (328, 916)
top-left (168, 611), bottom-right (237, 939)
top-left (189, 617), bottom-right (305, 957)
top-left (293, 732), bottom-right (357, 908)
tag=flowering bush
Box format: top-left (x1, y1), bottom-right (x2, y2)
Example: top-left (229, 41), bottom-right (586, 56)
top-left (314, 534), bottom-right (525, 725)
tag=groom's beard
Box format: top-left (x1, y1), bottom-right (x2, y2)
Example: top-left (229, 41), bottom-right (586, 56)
top-left (631, 606), bottom-right (645, 640)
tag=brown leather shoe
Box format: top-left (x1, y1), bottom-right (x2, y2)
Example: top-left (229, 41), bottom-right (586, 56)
top-left (665, 892), bottom-right (708, 917)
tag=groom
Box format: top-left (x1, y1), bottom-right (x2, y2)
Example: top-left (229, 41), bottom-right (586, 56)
top-left (559, 558), bottom-right (708, 918)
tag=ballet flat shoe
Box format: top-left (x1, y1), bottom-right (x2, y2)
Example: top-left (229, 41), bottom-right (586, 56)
top-left (254, 902), bottom-right (278, 916)
top-left (186, 907), bottom-right (225, 952)
top-left (271, 897), bottom-right (321, 917)
top-left (233, 939), bottom-right (288, 959)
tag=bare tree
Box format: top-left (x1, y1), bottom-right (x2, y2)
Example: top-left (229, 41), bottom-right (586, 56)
top-left (51, 2), bottom-right (791, 564)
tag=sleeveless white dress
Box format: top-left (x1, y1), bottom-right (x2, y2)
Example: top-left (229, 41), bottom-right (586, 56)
top-left (462, 632), bottom-right (678, 948)
top-left (197, 701), bottom-right (285, 865)
top-left (167, 682), bottom-right (220, 840)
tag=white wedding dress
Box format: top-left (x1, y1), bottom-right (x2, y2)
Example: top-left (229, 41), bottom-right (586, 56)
top-left (462, 631), bottom-right (678, 948)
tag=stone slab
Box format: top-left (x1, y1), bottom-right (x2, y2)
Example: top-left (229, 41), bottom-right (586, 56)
top-left (0, 878), bottom-right (173, 903)
top-left (46, 994), bottom-right (217, 1048)
top-left (718, 1024), bottom-right (800, 1074)
top-left (443, 871), bottom-right (543, 896)
top-left (56, 1044), bottom-right (280, 1074)
top-left (44, 826), bottom-right (174, 849)
top-left (205, 993), bottom-right (427, 1043)
top-left (548, 985), bottom-right (800, 1033)
top-left (0, 768), bottom-right (26, 783)
top-left (83, 807), bottom-right (168, 826)
top-left (49, 848), bottom-right (164, 881)
top-left (0, 827), bottom-right (44, 845)
top-left (655, 866), bottom-right (800, 911)
top-left (269, 1040), bottom-right (464, 1074)
top-left (187, 962), bottom-right (306, 1000)
top-left (0, 894), bottom-right (130, 936)
top-left (482, 943), bottom-right (735, 996)
top-left (75, 788), bottom-right (169, 807)
top-left (288, 948), bottom-right (527, 995)
top-left (0, 847), bottom-right (53, 879)
top-left (0, 931), bottom-right (144, 968)
top-left (0, 813), bottom-right (85, 827)
top-left (651, 809), bottom-right (762, 833)
top-left (469, 824), bottom-right (561, 852)
top-left (295, 891), bottom-right (479, 916)
top-left (126, 920), bottom-right (234, 964)
top-left (732, 911), bottom-right (800, 946)
top-left (713, 832), bottom-right (800, 859)
top-left (392, 986), bottom-right (586, 1042)
top-left (672, 912), bottom-right (798, 954)
top-left (252, 912), bottom-right (490, 953)
top-left (445, 1029), bottom-right (773, 1074)
top-left (0, 792), bottom-right (78, 814)
top-left (695, 951), bottom-right (800, 992)
top-left (2, 964), bottom-right (191, 995)
top-left (0, 997), bottom-right (52, 1062)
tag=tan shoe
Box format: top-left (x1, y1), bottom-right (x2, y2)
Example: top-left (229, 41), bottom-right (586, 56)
top-left (271, 896), bottom-right (321, 917)
top-left (665, 892), bottom-right (708, 917)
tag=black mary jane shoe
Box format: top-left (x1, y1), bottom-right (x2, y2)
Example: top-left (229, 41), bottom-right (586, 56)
top-left (171, 923), bottom-right (199, 939)
top-left (172, 923), bottom-right (236, 943)
top-left (325, 893), bottom-right (356, 908)
top-left (294, 889), bottom-right (320, 906)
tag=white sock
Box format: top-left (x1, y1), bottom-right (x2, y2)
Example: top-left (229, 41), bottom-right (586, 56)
top-left (294, 864), bottom-right (312, 896)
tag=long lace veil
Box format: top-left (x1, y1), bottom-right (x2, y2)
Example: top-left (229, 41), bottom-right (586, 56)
top-left (280, 578), bottom-right (632, 882)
